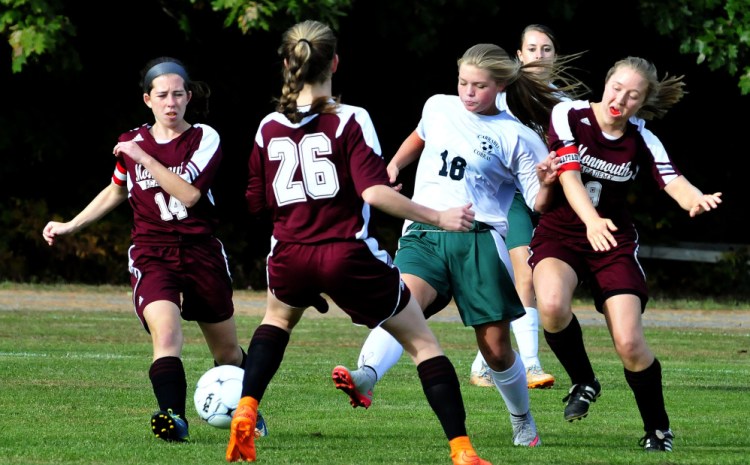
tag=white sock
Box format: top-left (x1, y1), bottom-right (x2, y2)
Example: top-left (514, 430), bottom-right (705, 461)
top-left (357, 326), bottom-right (404, 381)
top-left (471, 349), bottom-right (486, 372)
top-left (511, 307), bottom-right (541, 369)
top-left (489, 351), bottom-right (529, 416)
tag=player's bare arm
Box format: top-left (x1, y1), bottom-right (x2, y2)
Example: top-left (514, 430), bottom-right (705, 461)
top-left (663, 175), bottom-right (723, 217)
top-left (559, 170), bottom-right (618, 251)
top-left (114, 141), bottom-right (202, 208)
top-left (42, 183), bottom-right (127, 246)
top-left (362, 184), bottom-right (474, 231)
top-left (387, 130), bottom-right (425, 184)
top-left (532, 151), bottom-right (560, 213)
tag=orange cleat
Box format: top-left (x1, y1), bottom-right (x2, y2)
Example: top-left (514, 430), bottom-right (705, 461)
top-left (449, 436), bottom-right (492, 465)
top-left (332, 365), bottom-right (373, 409)
top-left (226, 397), bottom-right (259, 462)
top-left (451, 449), bottom-right (493, 465)
top-left (526, 365), bottom-right (555, 389)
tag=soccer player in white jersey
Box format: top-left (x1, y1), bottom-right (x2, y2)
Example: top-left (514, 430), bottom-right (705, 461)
top-left (332, 43), bottom-right (584, 448)
top-left (470, 24), bottom-right (570, 390)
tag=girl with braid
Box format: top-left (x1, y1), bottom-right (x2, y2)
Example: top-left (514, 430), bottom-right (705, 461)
top-left (226, 20), bottom-right (491, 465)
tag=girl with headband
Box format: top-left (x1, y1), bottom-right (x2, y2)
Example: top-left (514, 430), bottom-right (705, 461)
top-left (43, 56), bottom-right (267, 443)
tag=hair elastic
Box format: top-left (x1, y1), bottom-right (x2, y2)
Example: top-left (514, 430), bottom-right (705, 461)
top-left (143, 61), bottom-right (189, 88)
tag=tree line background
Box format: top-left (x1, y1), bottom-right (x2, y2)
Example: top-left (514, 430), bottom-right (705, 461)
top-left (1, 0), bottom-right (748, 298)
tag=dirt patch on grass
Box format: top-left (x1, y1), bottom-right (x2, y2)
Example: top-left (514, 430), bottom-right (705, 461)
top-left (0, 287), bottom-right (748, 330)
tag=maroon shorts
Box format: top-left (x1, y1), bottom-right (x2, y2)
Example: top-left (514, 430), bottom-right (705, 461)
top-left (128, 237), bottom-right (234, 332)
top-left (528, 226), bottom-right (648, 313)
top-left (267, 238), bottom-right (410, 328)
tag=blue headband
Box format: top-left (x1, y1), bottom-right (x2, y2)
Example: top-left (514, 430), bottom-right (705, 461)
top-left (143, 62), bottom-right (189, 88)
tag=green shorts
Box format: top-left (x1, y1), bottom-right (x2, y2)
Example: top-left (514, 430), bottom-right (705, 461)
top-left (506, 191), bottom-right (538, 250)
top-left (394, 221), bottom-right (525, 326)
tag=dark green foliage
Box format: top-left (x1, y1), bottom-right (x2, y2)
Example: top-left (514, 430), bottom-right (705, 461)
top-left (1, 197), bottom-right (130, 284)
top-left (643, 249), bottom-right (750, 300)
top-left (2, 194), bottom-right (748, 298)
top-left (1, 0), bottom-right (746, 297)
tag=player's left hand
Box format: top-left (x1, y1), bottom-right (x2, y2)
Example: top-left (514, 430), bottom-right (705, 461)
top-left (689, 192), bottom-right (722, 217)
top-left (114, 140), bottom-right (151, 164)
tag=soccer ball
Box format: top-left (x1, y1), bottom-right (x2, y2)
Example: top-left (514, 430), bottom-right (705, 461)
top-left (193, 364), bottom-right (244, 429)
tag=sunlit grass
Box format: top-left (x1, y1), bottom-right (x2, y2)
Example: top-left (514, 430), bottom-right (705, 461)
top-left (0, 286), bottom-right (748, 464)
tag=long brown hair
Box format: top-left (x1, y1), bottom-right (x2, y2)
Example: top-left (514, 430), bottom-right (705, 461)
top-left (459, 44), bottom-right (587, 141)
top-left (276, 20), bottom-right (340, 123)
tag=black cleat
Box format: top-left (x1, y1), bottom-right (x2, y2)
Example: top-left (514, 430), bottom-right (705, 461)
top-left (562, 379), bottom-right (601, 422)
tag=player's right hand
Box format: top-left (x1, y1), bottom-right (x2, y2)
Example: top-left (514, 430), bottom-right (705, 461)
top-left (42, 221), bottom-right (73, 246)
top-left (585, 217), bottom-right (618, 252)
top-left (438, 203), bottom-right (475, 232)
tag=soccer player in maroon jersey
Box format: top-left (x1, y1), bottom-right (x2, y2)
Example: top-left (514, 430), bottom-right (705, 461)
top-left (42, 57), bottom-right (267, 442)
top-left (225, 20), bottom-right (490, 465)
top-left (528, 56), bottom-right (723, 452)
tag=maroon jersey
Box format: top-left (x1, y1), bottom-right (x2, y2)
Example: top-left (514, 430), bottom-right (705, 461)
top-left (112, 124), bottom-right (222, 244)
top-left (246, 103), bottom-right (390, 244)
top-left (540, 100), bottom-right (682, 237)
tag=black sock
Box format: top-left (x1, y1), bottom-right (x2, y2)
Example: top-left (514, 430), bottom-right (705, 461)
top-left (149, 356), bottom-right (188, 423)
top-left (625, 358), bottom-right (669, 432)
top-left (544, 314), bottom-right (596, 384)
top-left (240, 347), bottom-right (248, 368)
top-left (418, 355), bottom-right (467, 440)
top-left (241, 324), bottom-right (290, 401)
top-left (214, 347), bottom-right (247, 368)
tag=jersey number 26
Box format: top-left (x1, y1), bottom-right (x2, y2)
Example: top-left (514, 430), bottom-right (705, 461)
top-left (268, 134), bottom-right (340, 206)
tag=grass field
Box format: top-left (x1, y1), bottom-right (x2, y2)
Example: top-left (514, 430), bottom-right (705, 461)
top-left (0, 285), bottom-right (748, 464)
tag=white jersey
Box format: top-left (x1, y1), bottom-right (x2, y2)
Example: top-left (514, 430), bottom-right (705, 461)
top-left (408, 94), bottom-right (549, 238)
